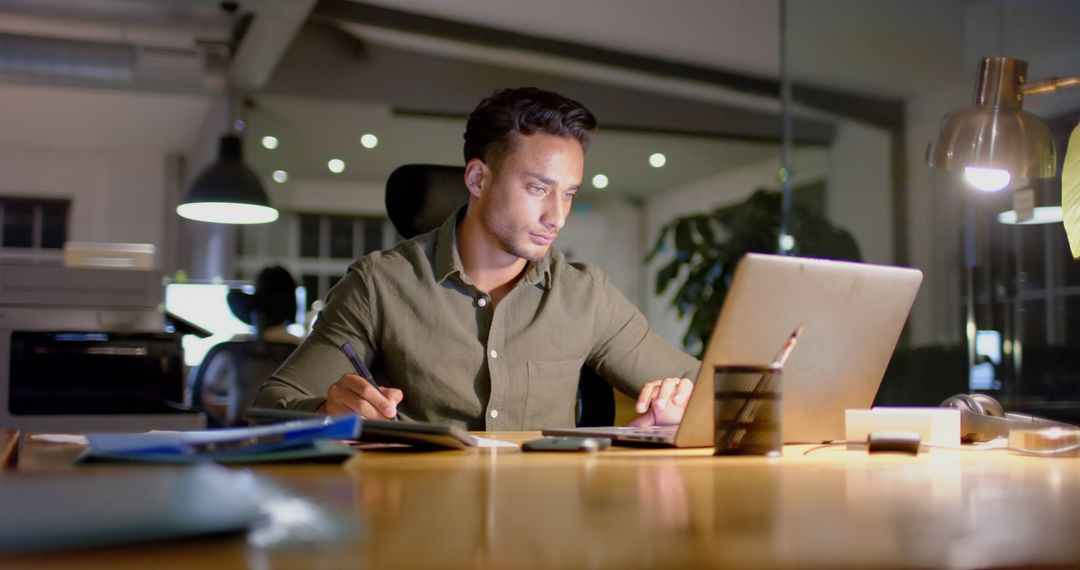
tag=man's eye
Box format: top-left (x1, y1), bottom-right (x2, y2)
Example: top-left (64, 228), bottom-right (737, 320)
top-left (529, 185), bottom-right (546, 194)
top-left (564, 192), bottom-right (576, 200)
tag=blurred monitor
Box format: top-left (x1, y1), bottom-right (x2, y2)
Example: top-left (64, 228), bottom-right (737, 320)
top-left (164, 282), bottom-right (306, 367)
top-left (969, 329), bottom-right (1002, 391)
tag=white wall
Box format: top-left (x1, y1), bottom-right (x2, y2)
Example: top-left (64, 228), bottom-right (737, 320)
top-left (826, 120), bottom-right (892, 264)
top-left (904, 82), bottom-right (968, 347)
top-left (273, 178), bottom-right (386, 215)
top-left (0, 82), bottom-right (209, 273)
top-left (557, 195), bottom-right (644, 307)
top-left (0, 144), bottom-right (169, 262)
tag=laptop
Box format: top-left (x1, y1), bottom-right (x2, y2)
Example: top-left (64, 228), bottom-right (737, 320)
top-left (543, 253), bottom-right (923, 447)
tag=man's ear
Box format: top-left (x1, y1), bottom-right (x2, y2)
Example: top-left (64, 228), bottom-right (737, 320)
top-left (464, 158), bottom-right (488, 199)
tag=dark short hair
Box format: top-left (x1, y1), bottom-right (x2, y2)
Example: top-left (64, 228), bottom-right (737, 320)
top-left (463, 87), bottom-right (598, 166)
top-left (226, 265), bottom-right (298, 328)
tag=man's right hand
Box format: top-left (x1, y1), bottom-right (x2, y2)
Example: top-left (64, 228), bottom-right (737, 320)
top-left (321, 373), bottom-right (403, 420)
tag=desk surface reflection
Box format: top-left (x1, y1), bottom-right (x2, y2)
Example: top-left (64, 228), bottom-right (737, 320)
top-left (3, 431), bottom-right (1080, 569)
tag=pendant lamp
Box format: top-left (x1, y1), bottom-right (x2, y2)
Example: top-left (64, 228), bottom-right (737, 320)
top-left (177, 133), bottom-right (279, 224)
top-left (927, 57), bottom-right (1057, 192)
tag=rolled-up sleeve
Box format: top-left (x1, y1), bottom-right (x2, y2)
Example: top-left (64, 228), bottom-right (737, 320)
top-left (586, 272), bottom-right (701, 397)
top-left (253, 259), bottom-right (380, 411)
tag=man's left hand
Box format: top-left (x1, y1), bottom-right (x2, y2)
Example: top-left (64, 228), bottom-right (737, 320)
top-left (628, 377), bottom-right (694, 427)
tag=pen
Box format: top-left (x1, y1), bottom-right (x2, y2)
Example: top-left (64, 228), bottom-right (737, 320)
top-left (721, 324), bottom-right (805, 448)
top-left (771, 324), bottom-right (805, 368)
top-left (340, 342), bottom-right (399, 421)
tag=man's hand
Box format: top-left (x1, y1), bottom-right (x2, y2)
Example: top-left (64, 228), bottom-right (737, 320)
top-left (628, 377), bottom-right (694, 427)
top-left (321, 373), bottom-right (403, 420)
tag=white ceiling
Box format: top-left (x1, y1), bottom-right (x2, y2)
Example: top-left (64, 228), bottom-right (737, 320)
top-left (360, 0), bottom-right (783, 79)
top-left (358, 0), bottom-right (968, 99)
top-left (1, 0), bottom-right (1077, 202)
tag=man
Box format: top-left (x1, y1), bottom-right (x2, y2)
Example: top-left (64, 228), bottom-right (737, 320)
top-left (225, 265), bottom-right (303, 346)
top-left (255, 87), bottom-right (700, 430)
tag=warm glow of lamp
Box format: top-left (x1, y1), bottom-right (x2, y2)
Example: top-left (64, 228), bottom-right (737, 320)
top-left (964, 167), bottom-right (1011, 192)
top-left (177, 202), bottom-right (279, 224)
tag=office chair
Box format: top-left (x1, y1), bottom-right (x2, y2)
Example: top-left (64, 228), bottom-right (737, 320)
top-left (385, 164), bottom-right (615, 427)
top-left (190, 340), bottom-right (298, 427)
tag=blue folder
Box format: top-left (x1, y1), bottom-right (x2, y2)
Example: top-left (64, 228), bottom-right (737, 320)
top-left (82, 415), bottom-right (361, 463)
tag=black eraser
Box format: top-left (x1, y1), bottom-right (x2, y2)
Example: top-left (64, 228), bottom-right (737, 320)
top-left (867, 431), bottom-right (921, 455)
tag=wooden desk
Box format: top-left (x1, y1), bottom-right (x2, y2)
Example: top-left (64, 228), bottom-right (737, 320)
top-left (3, 432), bottom-right (1080, 569)
top-left (0, 429), bottom-right (17, 469)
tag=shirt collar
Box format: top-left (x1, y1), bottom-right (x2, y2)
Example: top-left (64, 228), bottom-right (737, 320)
top-left (522, 250), bottom-right (553, 289)
top-left (433, 206), bottom-right (554, 290)
top-left (433, 206), bottom-right (466, 285)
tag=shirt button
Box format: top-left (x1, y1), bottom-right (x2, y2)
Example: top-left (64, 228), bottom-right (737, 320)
top-left (477, 298), bottom-right (488, 307)
top-left (489, 349), bottom-right (498, 359)
top-left (490, 409), bottom-right (499, 419)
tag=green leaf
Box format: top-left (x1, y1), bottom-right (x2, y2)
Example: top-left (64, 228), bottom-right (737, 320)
top-left (692, 216), bottom-right (716, 245)
top-left (673, 221), bottom-right (695, 260)
top-left (655, 258), bottom-right (682, 295)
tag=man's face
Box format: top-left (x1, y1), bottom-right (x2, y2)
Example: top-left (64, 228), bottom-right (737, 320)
top-left (473, 133), bottom-right (584, 261)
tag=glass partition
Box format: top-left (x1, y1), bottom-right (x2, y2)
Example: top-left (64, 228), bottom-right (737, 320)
top-left (787, 0), bottom-right (1080, 422)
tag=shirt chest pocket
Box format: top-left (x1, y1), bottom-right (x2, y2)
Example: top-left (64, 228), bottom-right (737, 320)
top-left (524, 357), bottom-right (586, 428)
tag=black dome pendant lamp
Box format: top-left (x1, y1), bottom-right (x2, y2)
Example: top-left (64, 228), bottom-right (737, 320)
top-left (177, 0), bottom-right (277, 225)
top-left (177, 132), bottom-right (279, 224)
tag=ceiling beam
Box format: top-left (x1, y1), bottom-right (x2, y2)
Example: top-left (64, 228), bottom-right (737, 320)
top-left (264, 23), bottom-right (836, 145)
top-left (315, 0), bottom-right (903, 129)
top-left (229, 0), bottom-right (317, 90)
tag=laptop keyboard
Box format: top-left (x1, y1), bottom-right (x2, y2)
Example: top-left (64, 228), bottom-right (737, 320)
top-left (574, 426), bottom-right (678, 437)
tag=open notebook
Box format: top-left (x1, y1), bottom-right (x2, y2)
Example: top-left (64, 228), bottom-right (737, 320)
top-left (544, 253), bottom-right (923, 447)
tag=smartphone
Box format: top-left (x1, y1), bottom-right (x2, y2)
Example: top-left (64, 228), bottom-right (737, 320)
top-left (521, 436), bottom-right (612, 452)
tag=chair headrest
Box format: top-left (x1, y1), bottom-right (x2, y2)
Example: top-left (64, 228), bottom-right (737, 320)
top-left (385, 164), bottom-right (469, 239)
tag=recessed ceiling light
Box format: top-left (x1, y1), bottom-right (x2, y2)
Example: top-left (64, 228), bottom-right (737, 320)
top-left (328, 159), bottom-right (345, 174)
top-left (261, 136), bottom-right (279, 150)
top-left (649, 153), bottom-right (666, 168)
top-left (360, 133), bottom-right (379, 149)
top-left (272, 170), bottom-right (288, 183)
top-left (592, 174), bottom-right (609, 189)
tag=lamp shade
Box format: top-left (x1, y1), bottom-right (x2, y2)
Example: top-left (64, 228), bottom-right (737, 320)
top-left (177, 135), bottom-right (279, 224)
top-left (928, 57), bottom-right (1057, 181)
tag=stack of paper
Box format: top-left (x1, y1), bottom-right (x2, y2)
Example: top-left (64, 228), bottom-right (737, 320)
top-left (81, 416), bottom-right (361, 464)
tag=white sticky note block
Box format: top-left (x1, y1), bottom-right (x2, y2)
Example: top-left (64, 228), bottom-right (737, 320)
top-left (845, 407), bottom-right (961, 447)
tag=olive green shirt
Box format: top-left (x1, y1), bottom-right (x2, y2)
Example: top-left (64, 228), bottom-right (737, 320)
top-left (255, 209), bottom-right (700, 430)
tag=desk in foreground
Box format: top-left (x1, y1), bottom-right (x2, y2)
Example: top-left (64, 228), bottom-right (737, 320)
top-left (1, 429), bottom-right (17, 469)
top-left (4, 432), bottom-right (1080, 569)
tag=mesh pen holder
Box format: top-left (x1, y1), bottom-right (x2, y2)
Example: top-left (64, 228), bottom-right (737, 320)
top-left (713, 364), bottom-right (782, 456)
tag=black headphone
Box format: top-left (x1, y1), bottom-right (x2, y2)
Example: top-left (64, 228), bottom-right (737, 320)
top-left (941, 393), bottom-right (1072, 443)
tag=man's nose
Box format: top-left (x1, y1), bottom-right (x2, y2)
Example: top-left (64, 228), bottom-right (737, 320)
top-left (542, 194), bottom-right (568, 230)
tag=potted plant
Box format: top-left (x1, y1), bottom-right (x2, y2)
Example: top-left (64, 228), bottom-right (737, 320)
top-left (647, 188), bottom-right (862, 356)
